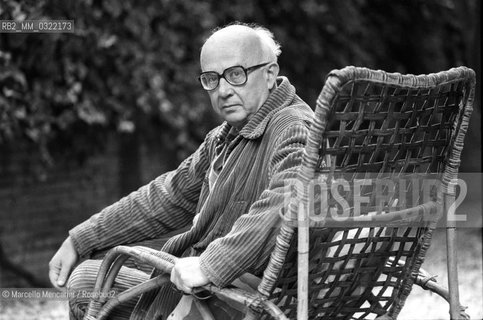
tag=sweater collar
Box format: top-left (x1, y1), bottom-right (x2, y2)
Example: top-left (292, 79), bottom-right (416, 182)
top-left (216, 76), bottom-right (296, 142)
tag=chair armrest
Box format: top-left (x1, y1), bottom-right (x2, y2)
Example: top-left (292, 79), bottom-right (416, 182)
top-left (311, 201), bottom-right (439, 228)
top-left (84, 246), bottom-right (177, 320)
top-left (87, 274), bottom-right (171, 320)
top-left (84, 245), bottom-right (288, 320)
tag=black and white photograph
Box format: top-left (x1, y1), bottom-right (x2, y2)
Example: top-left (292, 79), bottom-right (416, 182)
top-left (0, 1), bottom-right (481, 319)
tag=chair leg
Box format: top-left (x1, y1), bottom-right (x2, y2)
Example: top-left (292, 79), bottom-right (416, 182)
top-left (446, 226), bottom-right (461, 320)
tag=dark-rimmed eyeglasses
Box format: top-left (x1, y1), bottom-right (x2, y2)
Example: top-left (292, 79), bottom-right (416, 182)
top-left (198, 62), bottom-right (271, 91)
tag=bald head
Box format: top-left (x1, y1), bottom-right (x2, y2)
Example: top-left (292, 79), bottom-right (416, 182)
top-left (200, 24), bottom-right (279, 70)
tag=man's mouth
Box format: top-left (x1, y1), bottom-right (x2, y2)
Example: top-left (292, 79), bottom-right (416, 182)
top-left (222, 104), bottom-right (239, 110)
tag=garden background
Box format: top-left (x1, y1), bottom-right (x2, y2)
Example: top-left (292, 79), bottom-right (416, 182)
top-left (0, 0), bottom-right (481, 319)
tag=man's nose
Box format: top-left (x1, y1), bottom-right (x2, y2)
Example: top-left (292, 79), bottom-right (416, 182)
top-left (218, 78), bottom-right (234, 97)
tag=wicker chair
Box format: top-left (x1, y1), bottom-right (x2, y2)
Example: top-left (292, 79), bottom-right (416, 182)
top-left (84, 66), bottom-right (475, 320)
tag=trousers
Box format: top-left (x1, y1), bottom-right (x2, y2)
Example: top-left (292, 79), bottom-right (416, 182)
top-left (67, 237), bottom-right (171, 320)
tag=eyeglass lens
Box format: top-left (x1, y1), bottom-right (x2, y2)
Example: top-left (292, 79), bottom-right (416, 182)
top-left (200, 66), bottom-right (247, 90)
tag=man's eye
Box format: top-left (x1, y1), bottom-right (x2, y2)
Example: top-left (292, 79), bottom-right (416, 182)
top-left (228, 69), bottom-right (244, 79)
top-left (205, 74), bottom-right (218, 83)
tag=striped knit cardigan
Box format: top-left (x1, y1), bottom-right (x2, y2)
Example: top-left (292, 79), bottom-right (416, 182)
top-left (69, 76), bottom-right (313, 316)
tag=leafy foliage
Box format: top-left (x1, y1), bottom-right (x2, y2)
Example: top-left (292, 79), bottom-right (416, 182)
top-left (0, 0), bottom-right (478, 168)
top-left (0, 0), bottom-right (219, 164)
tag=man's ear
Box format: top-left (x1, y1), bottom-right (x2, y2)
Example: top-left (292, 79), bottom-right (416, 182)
top-left (266, 62), bottom-right (280, 90)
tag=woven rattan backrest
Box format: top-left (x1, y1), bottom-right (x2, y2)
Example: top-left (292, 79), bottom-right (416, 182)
top-left (257, 66), bottom-right (475, 319)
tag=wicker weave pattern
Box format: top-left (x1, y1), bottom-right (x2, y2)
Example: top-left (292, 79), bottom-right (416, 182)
top-left (257, 66), bottom-right (475, 320)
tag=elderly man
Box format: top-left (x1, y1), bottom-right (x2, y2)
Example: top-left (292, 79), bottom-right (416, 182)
top-left (49, 22), bottom-right (313, 319)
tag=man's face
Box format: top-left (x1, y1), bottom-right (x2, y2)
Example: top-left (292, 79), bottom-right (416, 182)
top-left (200, 36), bottom-right (273, 129)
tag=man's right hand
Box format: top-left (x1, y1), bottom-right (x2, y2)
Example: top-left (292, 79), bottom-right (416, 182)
top-left (48, 236), bottom-right (79, 289)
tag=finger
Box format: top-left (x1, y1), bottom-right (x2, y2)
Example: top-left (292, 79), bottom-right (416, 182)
top-left (56, 263), bottom-right (72, 287)
top-left (182, 286), bottom-right (192, 295)
top-left (48, 261), bottom-right (61, 289)
top-left (170, 268), bottom-right (176, 284)
top-left (171, 268), bottom-right (191, 294)
top-left (170, 268), bottom-right (180, 290)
